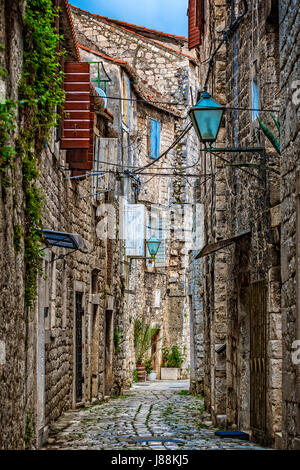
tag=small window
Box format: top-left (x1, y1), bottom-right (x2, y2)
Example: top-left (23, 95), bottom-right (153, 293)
top-left (251, 79), bottom-right (259, 121)
top-left (149, 119), bottom-right (160, 159)
top-left (122, 74), bottom-right (130, 126)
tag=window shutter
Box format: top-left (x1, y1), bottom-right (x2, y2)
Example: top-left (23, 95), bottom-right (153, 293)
top-left (188, 0), bottom-right (203, 50)
top-left (63, 63), bottom-right (95, 176)
top-left (251, 80), bottom-right (259, 121)
top-left (123, 203), bottom-right (145, 256)
top-left (61, 62), bottom-right (91, 149)
top-left (150, 120), bottom-right (160, 159)
top-left (93, 137), bottom-right (118, 198)
top-left (122, 75), bottom-right (130, 126)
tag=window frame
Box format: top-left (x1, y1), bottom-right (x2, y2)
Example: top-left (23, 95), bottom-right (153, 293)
top-left (149, 119), bottom-right (161, 159)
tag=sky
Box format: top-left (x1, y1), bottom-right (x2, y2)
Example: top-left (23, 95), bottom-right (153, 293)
top-left (70, 0), bottom-right (189, 37)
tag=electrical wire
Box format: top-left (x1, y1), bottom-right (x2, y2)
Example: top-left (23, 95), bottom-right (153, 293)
top-left (204, 145), bottom-right (261, 181)
top-left (92, 143), bottom-right (203, 171)
top-left (132, 123), bottom-right (193, 174)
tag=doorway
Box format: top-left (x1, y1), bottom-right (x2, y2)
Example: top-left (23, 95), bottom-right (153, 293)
top-left (249, 280), bottom-right (267, 443)
top-left (90, 304), bottom-right (99, 398)
top-left (75, 292), bottom-right (84, 402)
top-left (104, 310), bottom-right (114, 396)
top-left (151, 329), bottom-right (161, 376)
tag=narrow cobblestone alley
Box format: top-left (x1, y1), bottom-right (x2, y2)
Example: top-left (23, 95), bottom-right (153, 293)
top-left (44, 382), bottom-right (267, 450)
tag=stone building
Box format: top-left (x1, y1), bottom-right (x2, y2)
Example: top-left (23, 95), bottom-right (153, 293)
top-left (279, 1), bottom-right (300, 451)
top-left (0, 0), bottom-right (202, 450)
top-left (0, 0), bottom-right (126, 449)
top-left (70, 5), bottom-right (201, 380)
top-left (188, 0), bottom-right (282, 446)
top-left (0, 0), bottom-right (27, 450)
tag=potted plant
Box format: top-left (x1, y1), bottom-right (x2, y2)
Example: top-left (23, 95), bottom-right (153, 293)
top-left (160, 345), bottom-right (184, 380)
top-left (134, 318), bottom-right (160, 382)
top-left (144, 358), bottom-right (157, 381)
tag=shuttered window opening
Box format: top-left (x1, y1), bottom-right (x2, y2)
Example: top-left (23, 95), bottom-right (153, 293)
top-left (188, 0), bottom-right (205, 50)
top-left (123, 202), bottom-right (146, 257)
top-left (93, 137), bottom-right (118, 199)
top-left (122, 74), bottom-right (130, 127)
top-left (61, 62), bottom-right (91, 149)
top-left (149, 119), bottom-right (160, 159)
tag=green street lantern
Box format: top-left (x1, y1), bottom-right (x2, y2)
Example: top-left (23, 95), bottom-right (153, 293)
top-left (146, 236), bottom-right (161, 259)
top-left (189, 90), bottom-right (224, 143)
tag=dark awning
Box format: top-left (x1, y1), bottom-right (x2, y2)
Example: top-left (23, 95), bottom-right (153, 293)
top-left (194, 230), bottom-right (250, 259)
top-left (43, 229), bottom-right (88, 252)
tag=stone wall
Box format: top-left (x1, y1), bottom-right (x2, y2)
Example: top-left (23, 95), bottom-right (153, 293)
top-left (224, 0), bottom-right (281, 444)
top-left (279, 0), bottom-right (300, 451)
top-left (28, 108), bottom-right (120, 448)
top-left (0, 0), bottom-right (27, 450)
top-left (70, 5), bottom-right (196, 111)
top-left (190, 0), bottom-right (282, 445)
top-left (73, 8), bottom-right (200, 382)
top-left (188, 0), bottom-right (229, 419)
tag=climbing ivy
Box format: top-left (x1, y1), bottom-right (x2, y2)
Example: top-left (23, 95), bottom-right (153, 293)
top-left (0, 99), bottom-right (16, 172)
top-left (24, 412), bottom-right (35, 449)
top-left (17, 0), bottom-right (65, 306)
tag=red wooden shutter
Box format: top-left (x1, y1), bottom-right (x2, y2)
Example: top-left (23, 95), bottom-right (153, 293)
top-left (63, 62), bottom-right (95, 176)
top-left (61, 62), bottom-right (91, 149)
top-left (88, 95), bottom-right (95, 165)
top-left (188, 0), bottom-right (202, 50)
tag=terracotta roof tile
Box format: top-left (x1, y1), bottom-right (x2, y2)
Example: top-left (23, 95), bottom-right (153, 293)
top-left (78, 44), bottom-right (181, 117)
top-left (70, 4), bottom-right (198, 64)
top-left (63, 0), bottom-right (81, 61)
top-left (71, 4), bottom-right (187, 41)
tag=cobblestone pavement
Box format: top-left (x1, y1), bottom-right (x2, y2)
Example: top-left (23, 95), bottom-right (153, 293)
top-left (44, 380), bottom-right (268, 450)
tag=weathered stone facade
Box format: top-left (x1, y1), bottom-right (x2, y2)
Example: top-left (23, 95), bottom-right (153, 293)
top-left (0, 0), bottom-right (125, 449)
top-left (0, 0), bottom-right (201, 450)
top-left (72, 5), bottom-right (200, 382)
top-left (188, 0), bottom-right (282, 446)
top-left (279, 0), bottom-right (300, 451)
top-left (0, 0), bottom-right (27, 450)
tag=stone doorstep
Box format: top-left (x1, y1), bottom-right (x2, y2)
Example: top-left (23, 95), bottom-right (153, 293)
top-left (274, 432), bottom-right (283, 450)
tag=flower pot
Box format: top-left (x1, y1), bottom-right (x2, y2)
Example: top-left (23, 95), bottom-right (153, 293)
top-left (147, 371), bottom-right (157, 381)
top-left (136, 364), bottom-right (146, 382)
top-left (160, 367), bottom-right (180, 380)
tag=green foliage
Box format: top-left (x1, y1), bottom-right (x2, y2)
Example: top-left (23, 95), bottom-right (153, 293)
top-left (198, 402), bottom-right (206, 415)
top-left (17, 0), bottom-right (66, 307)
top-left (271, 113), bottom-right (280, 137)
top-left (114, 328), bottom-right (121, 353)
top-left (0, 43), bottom-right (7, 79)
top-left (0, 100), bottom-right (16, 171)
top-left (133, 369), bottom-right (139, 383)
top-left (13, 224), bottom-right (23, 252)
top-left (257, 117), bottom-right (281, 155)
top-left (177, 390), bottom-right (191, 396)
top-left (24, 412), bottom-right (35, 448)
top-left (162, 345), bottom-right (184, 368)
top-left (134, 318), bottom-right (161, 365)
top-left (19, 0), bottom-right (65, 142)
top-left (144, 358), bottom-right (153, 374)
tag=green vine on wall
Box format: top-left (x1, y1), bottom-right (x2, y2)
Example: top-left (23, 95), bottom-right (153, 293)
top-left (0, 99), bottom-right (17, 173)
top-left (17, 0), bottom-right (65, 306)
top-left (114, 328), bottom-right (121, 353)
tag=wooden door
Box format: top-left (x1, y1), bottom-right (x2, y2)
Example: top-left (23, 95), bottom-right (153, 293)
top-left (75, 292), bottom-right (84, 402)
top-left (249, 280), bottom-right (267, 443)
top-left (104, 310), bottom-right (113, 396)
